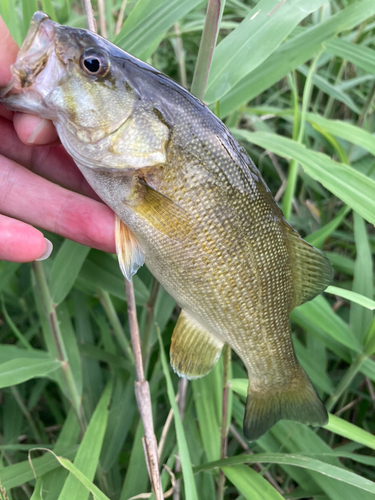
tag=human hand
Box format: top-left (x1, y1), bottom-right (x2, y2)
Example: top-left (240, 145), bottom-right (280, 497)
top-left (0, 16), bottom-right (115, 263)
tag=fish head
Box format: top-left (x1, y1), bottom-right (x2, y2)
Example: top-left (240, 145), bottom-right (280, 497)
top-left (1, 12), bottom-right (170, 171)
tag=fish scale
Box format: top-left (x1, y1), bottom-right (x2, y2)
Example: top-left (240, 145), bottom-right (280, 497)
top-left (0, 12), bottom-right (333, 440)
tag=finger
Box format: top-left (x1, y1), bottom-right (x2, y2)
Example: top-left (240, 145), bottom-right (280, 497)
top-left (0, 154), bottom-right (115, 254)
top-left (0, 214), bottom-right (52, 262)
top-left (0, 117), bottom-right (99, 200)
top-left (13, 112), bottom-right (59, 145)
top-left (0, 16), bottom-right (19, 87)
top-left (0, 16), bottom-right (18, 120)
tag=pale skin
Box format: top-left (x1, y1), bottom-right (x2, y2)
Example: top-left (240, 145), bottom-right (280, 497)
top-left (0, 15), bottom-right (115, 262)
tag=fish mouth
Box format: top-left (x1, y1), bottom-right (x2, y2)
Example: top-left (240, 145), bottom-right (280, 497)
top-left (12, 12), bottom-right (55, 89)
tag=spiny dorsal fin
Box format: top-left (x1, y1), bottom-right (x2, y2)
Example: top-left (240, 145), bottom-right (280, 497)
top-left (115, 215), bottom-right (145, 281)
top-left (244, 367), bottom-right (328, 441)
top-left (284, 223), bottom-right (333, 310)
top-left (170, 310), bottom-right (224, 379)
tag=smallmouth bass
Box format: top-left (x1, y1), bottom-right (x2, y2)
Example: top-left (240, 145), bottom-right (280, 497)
top-left (0, 12), bottom-right (333, 440)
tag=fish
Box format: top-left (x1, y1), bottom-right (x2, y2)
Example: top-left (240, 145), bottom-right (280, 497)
top-left (0, 12), bottom-right (333, 441)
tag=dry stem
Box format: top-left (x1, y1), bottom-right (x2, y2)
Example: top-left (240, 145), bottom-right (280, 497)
top-left (82, 2), bottom-right (163, 497)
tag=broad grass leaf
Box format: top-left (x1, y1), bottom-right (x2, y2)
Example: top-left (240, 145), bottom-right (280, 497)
top-left (350, 213), bottom-right (374, 342)
top-left (43, 409), bottom-right (81, 500)
top-left (305, 113), bottom-right (375, 157)
top-left (79, 253), bottom-right (149, 305)
top-left (191, 362), bottom-right (222, 463)
top-left (21, 0), bottom-right (38, 37)
top-left (58, 379), bottom-right (113, 500)
top-left (0, 358), bottom-right (61, 388)
top-left (114, 0), bottom-right (203, 58)
top-left (298, 65), bottom-right (361, 114)
top-left (326, 286), bottom-right (375, 311)
top-left (294, 295), bottom-right (361, 353)
top-left (0, 0), bottom-right (23, 45)
top-left (326, 414), bottom-right (375, 452)
top-left (159, 331), bottom-right (199, 500)
top-left (119, 422), bottom-right (149, 500)
top-left (222, 464), bottom-right (284, 500)
top-left (57, 303), bottom-right (83, 396)
top-left (0, 262), bottom-right (20, 293)
top-left (306, 205), bottom-right (351, 249)
top-left (220, 0), bottom-right (375, 117)
top-left (49, 240), bottom-right (90, 305)
top-left (234, 130), bottom-right (375, 226)
top-left (0, 446), bottom-right (77, 490)
top-left (195, 452), bottom-right (375, 495)
top-left (0, 345), bottom-right (50, 363)
top-left (326, 38), bottom-right (375, 75)
top-left (205, 0), bottom-right (325, 103)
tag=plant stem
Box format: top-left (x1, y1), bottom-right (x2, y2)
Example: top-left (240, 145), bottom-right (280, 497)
top-left (1, 295), bottom-right (32, 350)
top-left (191, 0), bottom-right (223, 100)
top-left (31, 262), bottom-right (85, 433)
top-left (143, 277), bottom-right (160, 369)
top-left (125, 279), bottom-right (163, 500)
top-left (96, 288), bottom-right (134, 364)
top-left (173, 378), bottom-right (188, 500)
top-left (217, 344), bottom-right (231, 500)
top-left (325, 353), bottom-right (366, 413)
top-left (173, 23), bottom-right (187, 89)
top-left (83, 0), bottom-right (96, 31)
top-left (10, 386), bottom-right (43, 443)
top-left (282, 56), bottom-right (320, 220)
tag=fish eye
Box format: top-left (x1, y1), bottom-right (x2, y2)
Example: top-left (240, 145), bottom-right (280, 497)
top-left (79, 49), bottom-right (110, 77)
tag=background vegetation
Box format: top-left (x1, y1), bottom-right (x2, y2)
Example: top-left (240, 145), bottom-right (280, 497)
top-left (0, 0), bottom-right (375, 498)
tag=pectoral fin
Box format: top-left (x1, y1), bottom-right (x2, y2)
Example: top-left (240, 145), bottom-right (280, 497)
top-left (115, 215), bottom-right (145, 281)
top-left (170, 310), bottom-right (224, 379)
top-left (284, 223), bottom-right (334, 309)
top-left (133, 178), bottom-right (192, 238)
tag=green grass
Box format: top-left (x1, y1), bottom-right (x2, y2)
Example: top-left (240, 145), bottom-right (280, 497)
top-left (0, 0), bottom-right (375, 498)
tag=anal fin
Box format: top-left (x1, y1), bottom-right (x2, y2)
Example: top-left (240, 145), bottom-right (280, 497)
top-left (170, 310), bottom-right (224, 379)
top-left (284, 223), bottom-right (334, 309)
top-left (115, 215), bottom-right (145, 281)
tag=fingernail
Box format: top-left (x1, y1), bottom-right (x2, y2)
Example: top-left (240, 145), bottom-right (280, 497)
top-left (35, 238), bottom-right (53, 261)
top-left (27, 119), bottom-right (50, 144)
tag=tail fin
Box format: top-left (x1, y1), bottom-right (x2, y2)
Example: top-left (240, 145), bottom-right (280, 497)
top-left (243, 370), bottom-right (328, 441)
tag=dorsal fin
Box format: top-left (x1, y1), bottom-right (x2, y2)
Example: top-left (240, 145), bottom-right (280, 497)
top-left (115, 215), bottom-right (145, 281)
top-left (170, 310), bottom-right (224, 379)
top-left (284, 223), bottom-right (333, 310)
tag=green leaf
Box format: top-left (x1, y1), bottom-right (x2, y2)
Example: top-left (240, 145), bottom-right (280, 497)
top-left (21, 0), bottom-right (38, 37)
top-left (191, 362), bottom-right (222, 462)
top-left (298, 65), bottom-right (361, 114)
top-left (205, 0), bottom-right (325, 103)
top-left (58, 379), bottom-right (113, 500)
top-left (305, 113), bottom-right (375, 157)
top-left (0, 358), bottom-right (61, 388)
top-left (220, 0), bottom-right (375, 117)
top-left (305, 205), bottom-right (351, 249)
top-left (114, 0), bottom-right (203, 58)
top-left (49, 240), bottom-right (90, 305)
top-left (325, 37), bottom-right (375, 75)
top-left (194, 453), bottom-right (375, 494)
top-left (350, 213), bottom-right (374, 342)
top-left (293, 296), bottom-right (361, 353)
top-left (325, 414), bottom-right (375, 452)
top-left (233, 130), bottom-right (375, 226)
top-left (222, 464), bottom-right (284, 500)
top-left (326, 286), bottom-right (375, 311)
top-left (0, 446), bottom-right (77, 490)
top-left (159, 331), bottom-right (198, 500)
